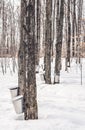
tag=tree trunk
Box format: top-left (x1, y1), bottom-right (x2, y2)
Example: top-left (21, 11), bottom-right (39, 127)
top-left (54, 0), bottom-right (64, 83)
top-left (18, 0), bottom-right (26, 95)
top-left (24, 0), bottom-right (38, 120)
top-left (44, 0), bottom-right (52, 84)
top-left (77, 0), bottom-right (83, 63)
top-left (72, 0), bottom-right (76, 57)
top-left (35, 0), bottom-right (41, 72)
top-left (67, 0), bottom-right (71, 67)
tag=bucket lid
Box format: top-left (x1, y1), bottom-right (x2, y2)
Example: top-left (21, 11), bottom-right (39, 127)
top-left (9, 86), bottom-right (18, 90)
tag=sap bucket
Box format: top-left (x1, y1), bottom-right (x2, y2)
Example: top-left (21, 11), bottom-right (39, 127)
top-left (12, 95), bottom-right (24, 114)
top-left (9, 87), bottom-right (19, 98)
top-left (40, 71), bottom-right (45, 81)
top-left (40, 73), bottom-right (45, 81)
top-left (39, 66), bottom-right (45, 81)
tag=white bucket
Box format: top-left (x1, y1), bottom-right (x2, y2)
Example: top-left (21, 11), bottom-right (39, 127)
top-left (12, 95), bottom-right (23, 114)
top-left (39, 69), bottom-right (45, 81)
top-left (9, 87), bottom-right (19, 98)
top-left (40, 73), bottom-right (45, 81)
top-left (54, 74), bottom-right (60, 83)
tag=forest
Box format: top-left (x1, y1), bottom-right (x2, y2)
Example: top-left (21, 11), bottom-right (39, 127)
top-left (0, 0), bottom-right (85, 129)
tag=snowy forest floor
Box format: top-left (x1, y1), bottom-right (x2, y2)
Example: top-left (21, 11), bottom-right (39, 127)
top-left (0, 58), bottom-right (85, 130)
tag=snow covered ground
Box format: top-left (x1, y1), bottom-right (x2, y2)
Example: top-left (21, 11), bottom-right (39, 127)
top-left (0, 58), bottom-right (85, 130)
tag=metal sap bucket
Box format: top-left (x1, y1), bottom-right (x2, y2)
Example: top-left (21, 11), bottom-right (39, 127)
top-left (39, 67), bottom-right (45, 81)
top-left (12, 95), bottom-right (24, 114)
top-left (9, 87), bottom-right (19, 98)
top-left (40, 73), bottom-right (45, 81)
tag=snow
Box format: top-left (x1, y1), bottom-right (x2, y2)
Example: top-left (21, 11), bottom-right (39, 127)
top-left (0, 58), bottom-right (85, 130)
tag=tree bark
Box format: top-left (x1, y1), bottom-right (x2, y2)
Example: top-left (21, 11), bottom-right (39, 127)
top-left (72, 0), bottom-right (76, 57)
top-left (24, 0), bottom-right (38, 120)
top-left (44, 0), bottom-right (52, 84)
top-left (35, 0), bottom-right (41, 71)
top-left (77, 0), bottom-right (83, 63)
top-left (67, 0), bottom-right (71, 67)
top-left (18, 0), bottom-right (26, 95)
top-left (54, 0), bottom-right (64, 83)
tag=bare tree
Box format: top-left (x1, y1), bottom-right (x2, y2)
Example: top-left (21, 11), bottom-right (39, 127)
top-left (54, 0), bottom-right (65, 83)
top-left (18, 0), bottom-right (26, 95)
top-left (23, 0), bottom-right (38, 120)
top-left (35, 0), bottom-right (41, 71)
top-left (44, 0), bottom-right (52, 84)
top-left (66, 0), bottom-right (71, 67)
